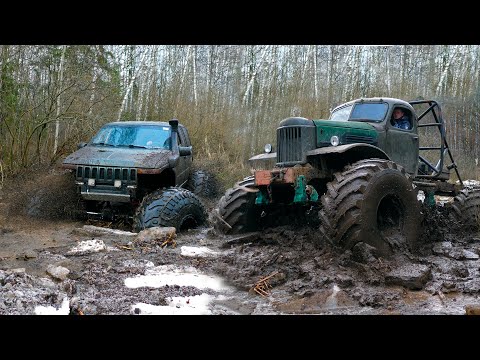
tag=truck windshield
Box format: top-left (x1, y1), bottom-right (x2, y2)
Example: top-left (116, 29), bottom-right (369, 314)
top-left (330, 103), bottom-right (388, 122)
top-left (91, 124), bottom-right (172, 149)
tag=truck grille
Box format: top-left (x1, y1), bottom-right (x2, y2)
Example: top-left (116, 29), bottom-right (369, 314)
top-left (76, 166), bottom-right (136, 184)
top-left (277, 127), bottom-right (303, 164)
top-left (344, 134), bottom-right (376, 145)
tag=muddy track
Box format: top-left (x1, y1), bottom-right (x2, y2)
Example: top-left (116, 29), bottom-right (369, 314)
top-left (1, 167), bottom-right (480, 315)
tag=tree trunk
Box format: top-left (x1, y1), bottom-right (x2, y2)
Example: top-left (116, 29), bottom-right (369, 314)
top-left (53, 45), bottom-right (66, 155)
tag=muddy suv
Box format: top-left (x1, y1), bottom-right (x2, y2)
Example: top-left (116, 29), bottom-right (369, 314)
top-left (62, 119), bottom-right (207, 231)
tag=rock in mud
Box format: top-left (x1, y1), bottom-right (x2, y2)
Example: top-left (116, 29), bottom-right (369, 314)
top-left (461, 279), bottom-right (480, 293)
top-left (447, 249), bottom-right (478, 260)
top-left (46, 264), bottom-right (70, 281)
top-left (34, 277), bottom-right (57, 289)
top-left (459, 249), bottom-right (479, 260)
top-left (135, 227), bottom-right (176, 245)
top-left (352, 242), bottom-right (377, 264)
top-left (16, 250), bottom-right (38, 260)
top-left (385, 264), bottom-right (432, 290)
top-left (465, 305), bottom-right (480, 315)
top-left (432, 242), bottom-right (453, 256)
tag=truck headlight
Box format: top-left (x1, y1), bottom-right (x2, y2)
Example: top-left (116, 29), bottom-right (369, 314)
top-left (114, 180), bottom-right (122, 188)
top-left (88, 178), bottom-right (96, 186)
top-left (330, 136), bottom-right (340, 147)
top-left (264, 143), bottom-right (272, 153)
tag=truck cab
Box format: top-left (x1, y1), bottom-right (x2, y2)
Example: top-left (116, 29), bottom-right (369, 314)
top-left (328, 97), bottom-right (419, 175)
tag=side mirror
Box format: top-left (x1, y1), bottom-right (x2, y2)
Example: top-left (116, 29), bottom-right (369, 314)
top-left (77, 142), bottom-right (87, 149)
top-left (179, 146), bottom-right (192, 156)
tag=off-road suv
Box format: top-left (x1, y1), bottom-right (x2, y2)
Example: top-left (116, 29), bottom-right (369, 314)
top-left (62, 119), bottom-right (208, 231)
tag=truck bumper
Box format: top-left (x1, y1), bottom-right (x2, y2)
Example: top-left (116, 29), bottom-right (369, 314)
top-left (254, 167), bottom-right (312, 186)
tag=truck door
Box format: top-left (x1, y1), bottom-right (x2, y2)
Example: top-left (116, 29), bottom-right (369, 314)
top-left (384, 106), bottom-right (419, 175)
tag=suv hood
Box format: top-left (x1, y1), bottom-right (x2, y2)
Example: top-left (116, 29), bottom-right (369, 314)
top-left (63, 146), bottom-right (172, 169)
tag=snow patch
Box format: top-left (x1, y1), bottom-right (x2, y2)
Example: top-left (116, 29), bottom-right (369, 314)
top-left (34, 297), bottom-right (70, 315)
top-left (132, 294), bottom-right (216, 315)
top-left (67, 240), bottom-right (106, 256)
top-left (180, 246), bottom-right (219, 257)
top-left (124, 265), bottom-right (230, 292)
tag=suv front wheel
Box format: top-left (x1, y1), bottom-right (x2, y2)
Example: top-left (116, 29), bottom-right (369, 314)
top-left (133, 187), bottom-right (207, 232)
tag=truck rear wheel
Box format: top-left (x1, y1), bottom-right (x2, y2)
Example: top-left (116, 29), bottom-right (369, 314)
top-left (214, 176), bottom-right (259, 234)
top-left (451, 188), bottom-right (480, 231)
top-left (318, 159), bottom-right (420, 256)
top-left (133, 187), bottom-right (206, 232)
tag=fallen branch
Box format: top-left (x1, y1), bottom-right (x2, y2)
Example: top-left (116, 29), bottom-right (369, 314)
top-left (161, 234), bottom-right (177, 248)
top-left (213, 210), bottom-right (232, 229)
top-left (252, 271), bottom-right (280, 297)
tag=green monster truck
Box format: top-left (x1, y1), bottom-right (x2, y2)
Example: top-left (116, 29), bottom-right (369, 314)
top-left (62, 119), bottom-right (212, 232)
top-left (214, 97), bottom-right (480, 255)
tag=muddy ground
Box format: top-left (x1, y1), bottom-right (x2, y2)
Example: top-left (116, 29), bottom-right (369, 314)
top-left (1, 167), bottom-right (480, 315)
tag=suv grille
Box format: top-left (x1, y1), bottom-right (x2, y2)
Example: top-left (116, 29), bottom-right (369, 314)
top-left (76, 166), bottom-right (136, 184)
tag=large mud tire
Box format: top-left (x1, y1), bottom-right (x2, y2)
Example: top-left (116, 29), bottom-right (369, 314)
top-left (451, 188), bottom-right (480, 231)
top-left (318, 159), bottom-right (421, 256)
top-left (185, 170), bottom-right (218, 199)
top-left (133, 187), bottom-right (206, 232)
top-left (213, 176), bottom-right (259, 234)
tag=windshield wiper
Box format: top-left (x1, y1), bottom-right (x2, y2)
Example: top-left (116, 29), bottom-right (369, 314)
top-left (127, 144), bottom-right (148, 149)
top-left (92, 142), bottom-right (116, 147)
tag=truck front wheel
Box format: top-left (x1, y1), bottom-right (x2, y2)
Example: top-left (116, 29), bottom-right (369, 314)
top-left (318, 159), bottom-right (421, 256)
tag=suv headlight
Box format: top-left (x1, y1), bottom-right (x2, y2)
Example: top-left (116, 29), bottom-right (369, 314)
top-left (88, 178), bottom-right (96, 186)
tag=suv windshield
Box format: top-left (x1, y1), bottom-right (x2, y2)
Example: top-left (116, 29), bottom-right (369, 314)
top-left (91, 124), bottom-right (171, 149)
top-left (330, 103), bottom-right (388, 122)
